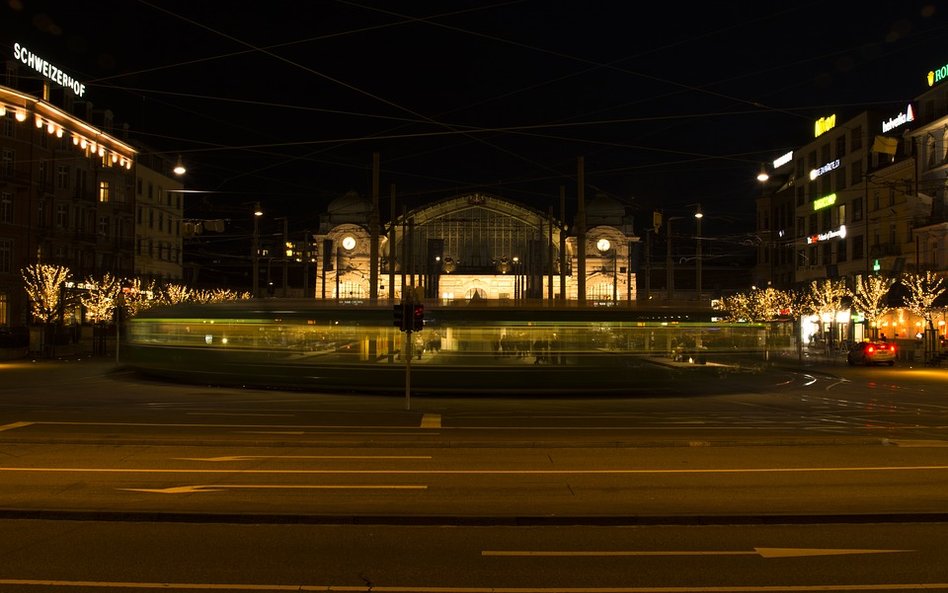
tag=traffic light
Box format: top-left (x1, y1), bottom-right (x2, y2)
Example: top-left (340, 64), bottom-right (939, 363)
top-left (411, 304), bottom-right (424, 331)
top-left (393, 304), bottom-right (406, 331)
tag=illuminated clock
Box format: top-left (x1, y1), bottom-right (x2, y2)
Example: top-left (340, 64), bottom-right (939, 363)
top-left (342, 236), bottom-right (356, 250)
top-left (596, 238), bottom-right (611, 253)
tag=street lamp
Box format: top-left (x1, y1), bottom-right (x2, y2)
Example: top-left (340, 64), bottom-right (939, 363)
top-left (252, 203), bottom-right (263, 298)
top-left (173, 155), bottom-right (186, 176)
top-left (665, 216), bottom-right (683, 301)
top-left (694, 204), bottom-right (703, 299)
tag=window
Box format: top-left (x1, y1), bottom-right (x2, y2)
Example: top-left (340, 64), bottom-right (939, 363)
top-left (57, 165), bottom-right (69, 189)
top-left (98, 216), bottom-right (110, 236)
top-left (56, 204), bottom-right (68, 228)
top-left (927, 134), bottom-right (936, 167)
top-left (837, 204), bottom-right (846, 225)
top-left (0, 239), bottom-right (12, 273)
top-left (796, 216), bottom-right (805, 238)
top-left (822, 243), bottom-right (832, 265)
top-left (0, 292), bottom-right (7, 326)
top-left (852, 197), bottom-right (863, 222)
top-left (75, 168), bottom-right (87, 195)
top-left (137, 206), bottom-right (143, 225)
top-left (821, 175), bottom-right (831, 195)
top-left (1, 148), bottom-right (13, 176)
top-left (851, 160), bottom-right (863, 186)
top-left (796, 158), bottom-right (805, 179)
top-left (0, 192), bottom-right (11, 224)
top-left (796, 186), bottom-right (804, 206)
top-left (38, 160), bottom-right (48, 186)
top-left (835, 166), bottom-right (847, 191)
top-left (797, 249), bottom-right (806, 268)
top-left (821, 144), bottom-right (830, 163)
top-left (836, 135), bottom-right (846, 158)
top-left (872, 190), bottom-right (880, 212)
top-left (837, 237), bottom-right (847, 262)
top-left (852, 235), bottom-right (864, 260)
top-left (98, 181), bottom-right (110, 203)
top-left (1, 114), bottom-right (12, 138)
top-left (851, 126), bottom-right (862, 151)
top-left (148, 209), bottom-right (154, 229)
top-left (809, 213), bottom-right (817, 234)
top-left (821, 209), bottom-right (831, 231)
top-left (148, 182), bottom-right (154, 201)
top-left (889, 223), bottom-right (896, 246)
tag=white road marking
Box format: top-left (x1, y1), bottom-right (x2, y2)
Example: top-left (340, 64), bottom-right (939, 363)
top-left (120, 484), bottom-right (427, 494)
top-left (0, 421), bottom-right (32, 432)
top-left (0, 577), bottom-right (947, 591)
top-left (483, 547), bottom-right (912, 559)
top-left (176, 455), bottom-right (433, 462)
top-left (2, 465), bottom-right (948, 476)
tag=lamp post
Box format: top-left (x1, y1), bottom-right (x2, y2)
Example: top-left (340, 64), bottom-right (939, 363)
top-left (665, 216), bottom-right (683, 301)
top-left (694, 204), bottom-right (703, 299)
top-left (252, 202), bottom-right (263, 298)
top-left (756, 164), bottom-right (771, 286)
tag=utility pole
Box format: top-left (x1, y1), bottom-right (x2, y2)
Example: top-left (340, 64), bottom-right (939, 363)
top-left (282, 217), bottom-right (288, 298)
top-left (577, 157), bottom-right (586, 305)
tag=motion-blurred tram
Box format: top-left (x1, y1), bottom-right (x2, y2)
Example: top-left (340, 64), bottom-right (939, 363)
top-left (121, 300), bottom-right (768, 394)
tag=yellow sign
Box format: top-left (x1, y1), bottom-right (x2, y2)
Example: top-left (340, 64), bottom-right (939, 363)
top-left (814, 114), bottom-right (836, 137)
top-left (813, 193), bottom-right (837, 211)
top-left (929, 64), bottom-right (948, 87)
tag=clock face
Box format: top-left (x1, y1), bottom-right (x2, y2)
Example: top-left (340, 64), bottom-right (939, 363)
top-left (596, 238), bottom-right (611, 253)
top-left (342, 236), bottom-right (356, 250)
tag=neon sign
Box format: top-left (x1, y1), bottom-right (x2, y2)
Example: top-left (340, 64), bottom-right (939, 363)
top-left (814, 114), bottom-right (836, 137)
top-left (928, 63), bottom-right (948, 87)
top-left (773, 151), bottom-right (793, 169)
top-left (812, 193), bottom-right (837, 211)
top-left (881, 104), bottom-right (915, 132)
top-left (12, 42), bottom-right (86, 98)
top-left (809, 159), bottom-right (840, 180)
top-left (806, 224), bottom-right (846, 244)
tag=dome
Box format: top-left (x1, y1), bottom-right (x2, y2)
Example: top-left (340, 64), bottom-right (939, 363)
top-left (325, 191), bottom-right (372, 226)
top-left (327, 191), bottom-right (372, 216)
top-left (586, 193), bottom-right (624, 224)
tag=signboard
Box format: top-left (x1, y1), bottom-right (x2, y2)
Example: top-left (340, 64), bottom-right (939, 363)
top-left (928, 63), bottom-right (948, 87)
top-left (806, 224), bottom-right (846, 244)
top-left (809, 159), bottom-right (840, 180)
top-left (814, 114), bottom-right (836, 137)
top-left (812, 193), bottom-right (837, 211)
top-left (773, 151), bottom-right (793, 169)
top-left (12, 42), bottom-right (86, 98)
top-left (882, 104), bottom-right (915, 132)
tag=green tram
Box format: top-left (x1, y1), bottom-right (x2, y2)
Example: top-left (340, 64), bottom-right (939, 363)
top-left (122, 300), bottom-right (768, 394)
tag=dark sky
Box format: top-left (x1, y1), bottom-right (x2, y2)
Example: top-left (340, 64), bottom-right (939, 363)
top-left (2, 0), bottom-right (945, 239)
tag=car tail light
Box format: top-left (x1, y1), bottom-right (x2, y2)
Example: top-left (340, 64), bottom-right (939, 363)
top-left (890, 344), bottom-right (896, 352)
top-left (867, 346), bottom-right (875, 353)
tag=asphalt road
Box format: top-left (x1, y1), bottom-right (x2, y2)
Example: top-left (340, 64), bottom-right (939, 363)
top-left (0, 357), bottom-right (947, 591)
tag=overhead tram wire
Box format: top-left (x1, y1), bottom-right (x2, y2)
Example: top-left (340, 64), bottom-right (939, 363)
top-left (135, 1), bottom-right (573, 191)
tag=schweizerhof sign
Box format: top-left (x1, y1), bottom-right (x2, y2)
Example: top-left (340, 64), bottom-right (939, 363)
top-left (12, 42), bottom-right (86, 98)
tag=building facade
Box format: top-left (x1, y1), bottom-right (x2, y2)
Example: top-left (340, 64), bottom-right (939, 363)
top-left (310, 191), bottom-right (639, 303)
top-left (0, 80), bottom-right (137, 327)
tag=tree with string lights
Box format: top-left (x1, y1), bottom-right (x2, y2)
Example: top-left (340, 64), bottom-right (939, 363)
top-left (850, 275), bottom-right (895, 341)
top-left (20, 263), bottom-right (74, 356)
top-left (803, 278), bottom-right (849, 350)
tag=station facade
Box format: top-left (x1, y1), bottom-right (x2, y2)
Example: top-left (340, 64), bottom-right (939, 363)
top-left (312, 190), bottom-right (639, 303)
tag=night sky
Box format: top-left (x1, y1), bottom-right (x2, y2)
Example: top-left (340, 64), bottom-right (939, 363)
top-left (2, 0), bottom-right (945, 242)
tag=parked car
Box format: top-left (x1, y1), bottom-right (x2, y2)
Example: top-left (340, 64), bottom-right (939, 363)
top-left (847, 340), bottom-right (896, 366)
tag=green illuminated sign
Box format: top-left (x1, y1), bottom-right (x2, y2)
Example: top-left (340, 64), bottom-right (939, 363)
top-left (873, 259), bottom-right (881, 272)
top-left (813, 193), bottom-right (837, 211)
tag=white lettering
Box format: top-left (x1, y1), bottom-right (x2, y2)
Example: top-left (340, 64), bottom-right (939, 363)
top-left (809, 159), bottom-right (840, 180)
top-left (881, 104), bottom-right (915, 133)
top-left (10, 42), bottom-right (86, 98)
top-left (773, 151), bottom-right (793, 169)
top-left (806, 224), bottom-right (847, 244)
